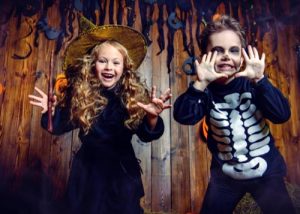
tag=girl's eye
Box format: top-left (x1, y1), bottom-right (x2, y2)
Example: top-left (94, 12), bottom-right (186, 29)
top-left (98, 59), bottom-right (106, 63)
top-left (113, 62), bottom-right (120, 65)
top-left (230, 47), bottom-right (240, 54)
top-left (212, 47), bottom-right (224, 54)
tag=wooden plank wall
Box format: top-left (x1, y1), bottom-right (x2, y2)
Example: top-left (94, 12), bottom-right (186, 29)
top-left (0, 0), bottom-right (299, 213)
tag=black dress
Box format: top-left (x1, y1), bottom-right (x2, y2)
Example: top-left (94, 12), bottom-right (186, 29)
top-left (41, 88), bottom-right (164, 214)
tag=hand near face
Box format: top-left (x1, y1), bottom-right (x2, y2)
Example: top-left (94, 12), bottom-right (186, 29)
top-left (194, 51), bottom-right (229, 89)
top-left (235, 45), bottom-right (265, 82)
top-left (28, 87), bottom-right (57, 115)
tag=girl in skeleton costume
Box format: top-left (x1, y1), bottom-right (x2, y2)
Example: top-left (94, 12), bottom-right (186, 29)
top-left (173, 15), bottom-right (295, 213)
top-left (29, 17), bottom-right (171, 214)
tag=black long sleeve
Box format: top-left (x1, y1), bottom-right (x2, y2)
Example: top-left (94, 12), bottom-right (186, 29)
top-left (173, 83), bottom-right (209, 125)
top-left (136, 116), bottom-right (165, 142)
top-left (41, 106), bottom-right (77, 135)
top-left (254, 77), bottom-right (291, 124)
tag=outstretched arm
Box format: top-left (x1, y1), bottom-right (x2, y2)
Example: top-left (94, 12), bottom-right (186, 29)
top-left (29, 86), bottom-right (76, 135)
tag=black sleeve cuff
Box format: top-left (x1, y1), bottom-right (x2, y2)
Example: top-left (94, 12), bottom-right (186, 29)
top-left (186, 81), bottom-right (208, 99)
top-left (137, 116), bottom-right (165, 142)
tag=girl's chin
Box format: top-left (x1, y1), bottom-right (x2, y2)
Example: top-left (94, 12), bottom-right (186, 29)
top-left (101, 82), bottom-right (117, 89)
top-left (99, 78), bottom-right (115, 87)
top-left (214, 75), bottom-right (235, 85)
top-left (216, 69), bottom-right (237, 75)
top-left (105, 85), bottom-right (117, 89)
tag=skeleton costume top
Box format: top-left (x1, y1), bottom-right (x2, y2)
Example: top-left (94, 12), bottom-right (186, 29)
top-left (174, 76), bottom-right (290, 180)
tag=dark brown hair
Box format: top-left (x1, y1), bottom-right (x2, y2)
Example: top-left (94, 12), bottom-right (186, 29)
top-left (200, 15), bottom-right (246, 54)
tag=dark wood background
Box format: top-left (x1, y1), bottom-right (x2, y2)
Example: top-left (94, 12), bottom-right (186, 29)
top-left (0, 0), bottom-right (299, 213)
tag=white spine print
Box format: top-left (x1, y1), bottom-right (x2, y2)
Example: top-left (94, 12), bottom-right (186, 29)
top-left (210, 92), bottom-right (270, 179)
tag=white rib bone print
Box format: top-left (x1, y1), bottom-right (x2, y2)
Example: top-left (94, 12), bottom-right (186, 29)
top-left (210, 92), bottom-right (270, 179)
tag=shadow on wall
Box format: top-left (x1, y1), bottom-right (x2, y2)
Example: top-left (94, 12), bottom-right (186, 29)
top-left (0, 159), bottom-right (66, 214)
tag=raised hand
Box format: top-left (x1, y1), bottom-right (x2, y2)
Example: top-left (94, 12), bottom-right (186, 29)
top-left (137, 86), bottom-right (172, 117)
top-left (28, 87), bottom-right (57, 115)
top-left (235, 45), bottom-right (265, 82)
top-left (194, 51), bottom-right (228, 90)
top-left (137, 86), bottom-right (172, 130)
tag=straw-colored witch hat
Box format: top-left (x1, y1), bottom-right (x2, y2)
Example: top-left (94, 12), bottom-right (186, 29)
top-left (63, 16), bottom-right (147, 71)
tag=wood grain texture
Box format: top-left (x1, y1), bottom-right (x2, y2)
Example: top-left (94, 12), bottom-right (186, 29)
top-left (0, 0), bottom-right (299, 213)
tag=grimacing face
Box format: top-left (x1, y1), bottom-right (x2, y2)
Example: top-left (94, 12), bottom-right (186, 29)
top-left (207, 29), bottom-right (244, 85)
top-left (95, 43), bottom-right (125, 89)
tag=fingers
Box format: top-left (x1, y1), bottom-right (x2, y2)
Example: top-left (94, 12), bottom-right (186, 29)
top-left (197, 51), bottom-right (217, 81)
top-left (29, 100), bottom-right (47, 113)
top-left (152, 98), bottom-right (164, 109)
top-left (148, 86), bottom-right (173, 111)
top-left (201, 54), bottom-right (207, 63)
top-left (159, 88), bottom-right (172, 103)
top-left (34, 86), bottom-right (47, 97)
top-left (29, 86), bottom-right (50, 113)
top-left (261, 52), bottom-right (266, 62)
top-left (137, 100), bottom-right (163, 111)
top-left (51, 106), bottom-right (56, 116)
top-left (136, 102), bottom-right (146, 109)
top-left (248, 45), bottom-right (255, 59)
top-left (29, 100), bottom-right (44, 108)
top-left (202, 51), bottom-right (217, 64)
top-left (151, 85), bottom-right (157, 100)
top-left (234, 71), bottom-right (247, 78)
top-left (163, 103), bottom-right (172, 109)
top-left (206, 52), bottom-right (212, 63)
top-left (153, 96), bottom-right (172, 110)
top-left (242, 48), bottom-right (250, 62)
top-left (194, 59), bottom-right (200, 73)
top-left (151, 87), bottom-right (172, 103)
top-left (194, 59), bottom-right (201, 77)
top-left (245, 45), bottom-right (265, 60)
top-left (28, 94), bottom-right (43, 102)
top-left (52, 95), bottom-right (58, 106)
top-left (29, 87), bottom-right (47, 102)
top-left (211, 51), bottom-right (218, 64)
top-left (253, 47), bottom-right (259, 58)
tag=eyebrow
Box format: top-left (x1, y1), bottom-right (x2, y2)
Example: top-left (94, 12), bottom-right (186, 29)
top-left (98, 56), bottom-right (122, 61)
top-left (211, 46), bottom-right (240, 51)
top-left (230, 46), bottom-right (240, 49)
top-left (211, 46), bottom-right (224, 52)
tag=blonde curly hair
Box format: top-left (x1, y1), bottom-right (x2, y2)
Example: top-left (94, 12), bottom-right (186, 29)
top-left (64, 40), bottom-right (149, 134)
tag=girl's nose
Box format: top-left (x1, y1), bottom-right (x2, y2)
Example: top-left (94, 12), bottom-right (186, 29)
top-left (105, 61), bottom-right (113, 69)
top-left (221, 52), bottom-right (230, 60)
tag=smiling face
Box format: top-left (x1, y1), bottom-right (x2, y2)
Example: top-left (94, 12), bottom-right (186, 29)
top-left (207, 29), bottom-right (244, 84)
top-left (94, 43), bottom-right (125, 89)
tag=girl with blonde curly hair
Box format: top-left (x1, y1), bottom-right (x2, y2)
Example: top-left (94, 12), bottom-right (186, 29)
top-left (68, 40), bottom-right (158, 134)
top-left (29, 19), bottom-right (171, 214)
